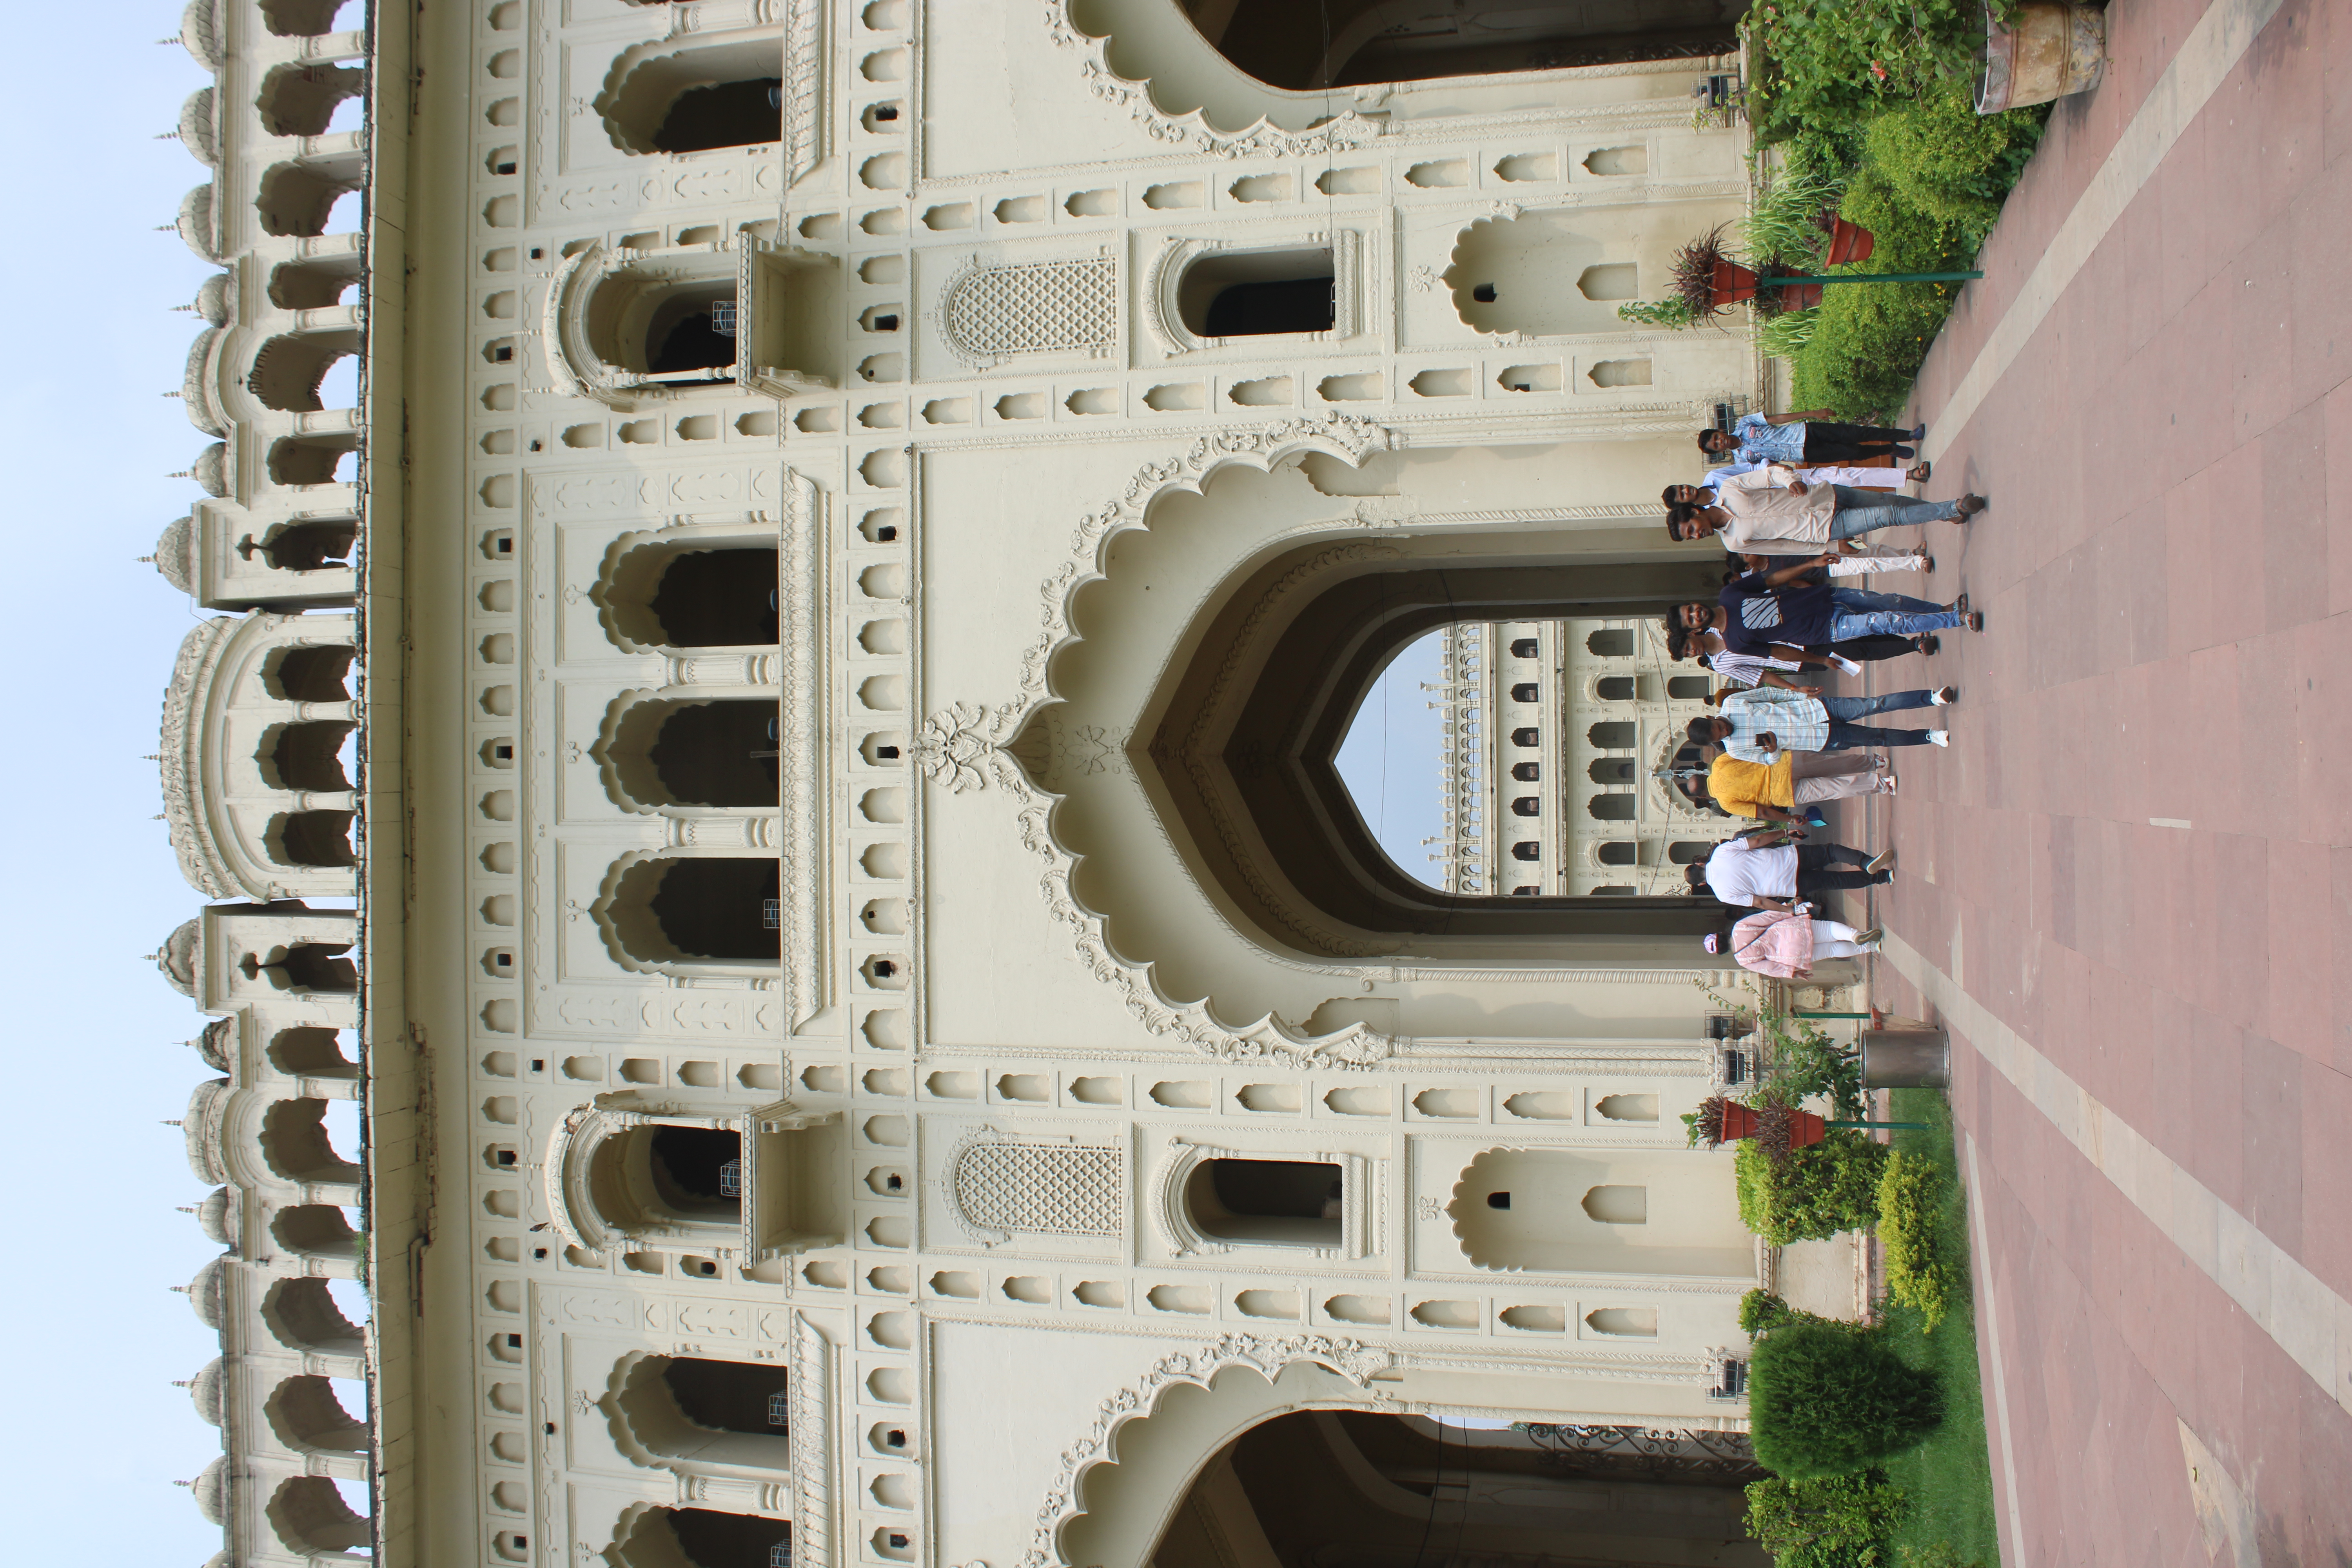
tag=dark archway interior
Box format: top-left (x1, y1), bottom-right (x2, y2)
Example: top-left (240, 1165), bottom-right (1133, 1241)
top-left (269, 644), bottom-right (354, 702)
top-left (268, 721), bottom-right (354, 792)
top-left (277, 940), bottom-right (359, 992)
top-left (275, 809), bottom-right (357, 867)
top-left (649, 1127), bottom-right (742, 1216)
top-left (647, 286), bottom-right (740, 374)
top-left (1149, 1410), bottom-right (1766, 1568)
top-left (652, 78), bottom-right (783, 153)
top-left (1147, 555), bottom-right (1735, 953)
top-left (1181, 248), bottom-right (1336, 338)
top-left (662, 1357), bottom-right (790, 1435)
top-left (661, 1508), bottom-right (791, 1568)
top-left (652, 701), bottom-right (781, 808)
top-left (1187, 1159), bottom-right (1342, 1247)
top-left (650, 550), bottom-right (780, 646)
top-left (263, 519), bottom-right (357, 570)
top-left (1190, 0), bottom-right (1746, 90)
top-left (650, 858), bottom-right (782, 960)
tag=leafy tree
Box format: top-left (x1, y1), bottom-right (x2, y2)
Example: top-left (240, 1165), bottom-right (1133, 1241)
top-left (1748, 1318), bottom-right (1944, 1478)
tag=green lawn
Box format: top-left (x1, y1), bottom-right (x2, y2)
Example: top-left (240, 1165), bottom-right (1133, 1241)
top-left (1875, 1088), bottom-right (2002, 1567)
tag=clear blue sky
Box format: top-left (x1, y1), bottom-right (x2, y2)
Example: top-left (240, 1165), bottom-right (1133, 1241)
top-left (0, 4), bottom-right (341, 1555)
top-left (1332, 631), bottom-right (1448, 887)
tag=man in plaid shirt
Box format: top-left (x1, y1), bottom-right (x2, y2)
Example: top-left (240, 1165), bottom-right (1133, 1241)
top-left (1688, 682), bottom-right (1954, 759)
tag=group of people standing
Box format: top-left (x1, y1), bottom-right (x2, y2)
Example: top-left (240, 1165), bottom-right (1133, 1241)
top-left (1667, 410), bottom-right (1986, 979)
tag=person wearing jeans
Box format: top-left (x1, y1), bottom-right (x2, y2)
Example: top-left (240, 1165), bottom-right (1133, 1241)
top-left (1688, 683), bottom-right (1958, 755)
top-left (1699, 411), bottom-right (1924, 466)
top-left (1678, 561), bottom-right (1983, 661)
top-left (1663, 472), bottom-right (1983, 552)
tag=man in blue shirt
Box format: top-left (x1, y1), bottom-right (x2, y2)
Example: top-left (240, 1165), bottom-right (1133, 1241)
top-left (1699, 410), bottom-right (1925, 466)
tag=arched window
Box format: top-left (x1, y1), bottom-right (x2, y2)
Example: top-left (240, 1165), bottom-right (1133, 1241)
top-left (255, 62), bottom-right (365, 136)
top-left (1596, 676), bottom-right (1635, 701)
top-left (547, 240), bottom-right (838, 405)
top-left (272, 1204), bottom-right (363, 1267)
top-left (595, 697), bottom-right (782, 812)
top-left (1185, 1159), bottom-right (1342, 1247)
top-left (1177, 247), bottom-right (1335, 338)
top-left (256, 148), bottom-right (364, 237)
top-left (267, 644), bottom-right (354, 701)
top-left (1586, 628), bottom-right (1633, 657)
top-left (265, 1374), bottom-right (369, 1455)
top-left (260, 1098), bottom-right (363, 1185)
top-left (269, 1475), bottom-right (371, 1558)
top-left (595, 542), bottom-right (782, 651)
top-left (244, 939), bottom-right (360, 993)
top-left (1666, 841), bottom-right (1715, 865)
top-left (612, 1508), bottom-right (793, 1568)
top-left (1588, 792), bottom-right (1636, 821)
top-left (1510, 796), bottom-right (1540, 817)
top-left (606, 1124), bottom-right (744, 1232)
top-left (269, 809), bottom-right (356, 867)
top-left (247, 330), bottom-right (363, 412)
top-left (1667, 675), bottom-right (1710, 700)
top-left (1509, 761), bottom-right (1539, 782)
top-left (1508, 637), bottom-right (1539, 658)
top-left (1596, 841), bottom-right (1637, 866)
top-left (1510, 726), bottom-right (1540, 748)
top-left (1587, 721), bottom-right (1635, 749)
top-left (1509, 682), bottom-right (1541, 703)
top-left (608, 1354), bottom-right (796, 1476)
top-left (261, 1277), bottom-right (366, 1357)
top-left (252, 519), bottom-right (358, 572)
top-left (1588, 758), bottom-right (1634, 784)
top-left (1510, 841), bottom-right (1541, 861)
top-left (597, 855), bottom-right (783, 968)
top-left (597, 41), bottom-right (786, 155)
top-left (261, 721), bottom-right (354, 793)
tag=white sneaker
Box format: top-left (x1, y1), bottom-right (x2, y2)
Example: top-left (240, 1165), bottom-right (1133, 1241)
top-left (1930, 685), bottom-right (1957, 706)
top-left (1927, 730), bottom-right (1950, 747)
top-left (1860, 939), bottom-right (1883, 955)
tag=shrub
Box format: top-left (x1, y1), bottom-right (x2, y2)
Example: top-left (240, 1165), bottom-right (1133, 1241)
top-left (1616, 298), bottom-right (1702, 329)
top-left (1878, 1151), bottom-right (1956, 1331)
top-left (1757, 306), bottom-right (1821, 359)
top-left (1740, 1287), bottom-right (1844, 1338)
top-left (1759, 1012), bottom-right (1866, 1119)
top-left (1748, 1318), bottom-right (1945, 1477)
top-left (1744, 0), bottom-right (1988, 142)
top-left (1863, 85), bottom-right (2046, 244)
top-left (1745, 1469), bottom-right (1911, 1566)
top-left (1737, 1130), bottom-right (1890, 1243)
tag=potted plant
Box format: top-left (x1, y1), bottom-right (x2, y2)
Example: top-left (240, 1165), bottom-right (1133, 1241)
top-left (1977, 0), bottom-right (2105, 113)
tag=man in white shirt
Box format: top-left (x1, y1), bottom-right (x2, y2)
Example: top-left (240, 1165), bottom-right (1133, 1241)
top-left (1663, 468), bottom-right (1984, 551)
top-left (1693, 824), bottom-right (1890, 913)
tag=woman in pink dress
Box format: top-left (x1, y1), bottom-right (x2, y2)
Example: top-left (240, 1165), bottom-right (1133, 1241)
top-left (1703, 904), bottom-right (1882, 978)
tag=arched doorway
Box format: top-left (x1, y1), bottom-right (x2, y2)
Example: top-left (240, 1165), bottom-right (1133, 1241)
top-left (1149, 1410), bottom-right (1766, 1568)
top-left (1183, 0), bottom-right (1748, 91)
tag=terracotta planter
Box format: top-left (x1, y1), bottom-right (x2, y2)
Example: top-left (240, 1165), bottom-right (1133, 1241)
top-left (1783, 1109), bottom-right (1827, 1149)
top-left (1718, 1102), bottom-right (1762, 1142)
top-left (1978, 0), bottom-right (2105, 114)
top-left (1709, 258), bottom-right (1759, 307)
top-left (1823, 218), bottom-right (1875, 266)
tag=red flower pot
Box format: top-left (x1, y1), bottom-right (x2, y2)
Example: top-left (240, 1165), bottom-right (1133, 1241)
top-left (1709, 259), bottom-right (1759, 307)
top-left (1718, 1102), bottom-right (1762, 1142)
top-left (1784, 1110), bottom-right (1828, 1149)
top-left (1824, 218), bottom-right (1876, 266)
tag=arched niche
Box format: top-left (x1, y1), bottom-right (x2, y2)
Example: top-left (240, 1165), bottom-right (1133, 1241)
top-left (544, 237), bottom-right (838, 408)
top-left (1148, 234), bottom-right (1357, 355)
top-left (544, 1095), bottom-right (844, 1261)
top-left (1154, 1142), bottom-right (1370, 1258)
top-left (593, 691), bottom-right (782, 813)
top-left (262, 1276), bottom-right (367, 1357)
top-left (1446, 1147), bottom-right (1748, 1276)
top-left (591, 527), bottom-right (783, 655)
top-left (603, 1352), bottom-right (795, 1477)
top-left (1444, 208), bottom-right (1730, 338)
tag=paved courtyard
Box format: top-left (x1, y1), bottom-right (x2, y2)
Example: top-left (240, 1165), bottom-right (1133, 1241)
top-left (1809, 0), bottom-right (2352, 1558)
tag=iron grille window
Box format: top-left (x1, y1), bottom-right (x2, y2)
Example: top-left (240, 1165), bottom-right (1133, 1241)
top-left (712, 301), bottom-right (739, 338)
top-left (767, 1390), bottom-right (791, 1427)
top-left (763, 897), bottom-right (781, 929)
top-left (770, 1544), bottom-right (793, 1567)
top-left (1711, 1358), bottom-right (1749, 1398)
top-left (719, 1158), bottom-right (743, 1197)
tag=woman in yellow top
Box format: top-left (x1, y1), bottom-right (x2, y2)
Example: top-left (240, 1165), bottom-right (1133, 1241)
top-left (1706, 749), bottom-right (1893, 820)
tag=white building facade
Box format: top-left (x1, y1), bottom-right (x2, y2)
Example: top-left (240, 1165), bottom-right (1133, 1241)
top-left (147, 2), bottom-right (1778, 1565)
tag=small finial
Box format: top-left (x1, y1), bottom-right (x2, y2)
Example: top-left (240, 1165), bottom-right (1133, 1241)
top-left (171, 1379), bottom-right (194, 1388)
top-left (135, 555), bottom-right (156, 564)
top-left (155, 223), bottom-right (177, 232)
top-left (158, 131), bottom-right (181, 141)
top-left (152, 814), bottom-right (167, 822)
top-left (175, 1205), bottom-right (196, 1214)
top-left (171, 303), bottom-right (195, 312)
top-left (163, 390), bottom-right (183, 398)
top-left (169, 1285), bottom-right (191, 1294)
top-left (162, 1119), bottom-right (183, 1127)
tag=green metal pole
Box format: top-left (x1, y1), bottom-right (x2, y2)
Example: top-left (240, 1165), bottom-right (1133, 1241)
top-left (1827, 1119), bottom-right (1932, 1131)
top-left (1758, 271), bottom-right (1984, 287)
top-left (1791, 1009), bottom-right (1873, 1020)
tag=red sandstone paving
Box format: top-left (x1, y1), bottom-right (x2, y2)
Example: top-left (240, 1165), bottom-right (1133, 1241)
top-left (1807, 0), bottom-right (2352, 1556)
